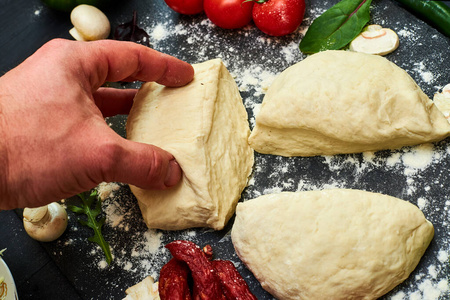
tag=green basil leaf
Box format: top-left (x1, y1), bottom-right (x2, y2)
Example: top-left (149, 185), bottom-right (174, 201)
top-left (300, 0), bottom-right (372, 54)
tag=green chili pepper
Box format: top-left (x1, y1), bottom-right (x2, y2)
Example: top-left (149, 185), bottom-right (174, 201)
top-left (394, 0), bottom-right (450, 37)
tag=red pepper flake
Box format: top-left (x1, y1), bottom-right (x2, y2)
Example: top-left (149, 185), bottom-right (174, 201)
top-left (202, 245), bottom-right (213, 260)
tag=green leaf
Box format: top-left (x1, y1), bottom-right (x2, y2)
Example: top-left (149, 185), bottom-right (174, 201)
top-left (69, 190), bottom-right (113, 265)
top-left (40, 0), bottom-right (106, 12)
top-left (69, 205), bottom-right (84, 214)
top-left (300, 0), bottom-right (372, 54)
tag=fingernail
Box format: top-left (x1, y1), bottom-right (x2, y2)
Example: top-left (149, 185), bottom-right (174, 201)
top-left (164, 159), bottom-right (182, 187)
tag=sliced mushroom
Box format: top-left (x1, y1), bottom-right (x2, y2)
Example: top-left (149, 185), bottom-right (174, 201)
top-left (23, 202), bottom-right (68, 242)
top-left (433, 83), bottom-right (450, 121)
top-left (349, 24), bottom-right (399, 55)
top-left (69, 4), bottom-right (110, 41)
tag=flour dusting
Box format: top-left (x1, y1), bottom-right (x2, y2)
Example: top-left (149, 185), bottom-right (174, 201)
top-left (46, 1), bottom-right (450, 298)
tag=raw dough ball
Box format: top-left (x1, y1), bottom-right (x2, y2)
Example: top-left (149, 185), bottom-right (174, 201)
top-left (231, 189), bottom-right (434, 300)
top-left (249, 50), bottom-right (450, 156)
top-left (127, 59), bottom-right (254, 230)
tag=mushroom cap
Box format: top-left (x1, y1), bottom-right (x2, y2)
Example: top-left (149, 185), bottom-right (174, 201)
top-left (23, 202), bottom-right (68, 242)
top-left (70, 4), bottom-right (110, 41)
top-left (349, 25), bottom-right (399, 56)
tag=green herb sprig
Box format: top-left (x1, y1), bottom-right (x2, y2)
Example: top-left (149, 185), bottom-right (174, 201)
top-left (300, 0), bottom-right (372, 54)
top-left (69, 190), bottom-right (112, 265)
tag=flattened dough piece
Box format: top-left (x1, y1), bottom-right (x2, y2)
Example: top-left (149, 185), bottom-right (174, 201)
top-left (127, 59), bottom-right (254, 230)
top-left (231, 189), bottom-right (434, 300)
top-left (249, 50), bottom-right (450, 156)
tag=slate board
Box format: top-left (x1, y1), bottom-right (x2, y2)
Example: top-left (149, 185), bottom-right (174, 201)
top-left (0, 0), bottom-right (449, 299)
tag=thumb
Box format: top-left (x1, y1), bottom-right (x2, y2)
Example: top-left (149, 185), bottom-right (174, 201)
top-left (103, 138), bottom-right (182, 190)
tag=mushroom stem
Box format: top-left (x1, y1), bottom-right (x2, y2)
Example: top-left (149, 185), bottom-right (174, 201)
top-left (361, 28), bottom-right (387, 39)
top-left (349, 24), bottom-right (399, 56)
top-left (23, 205), bottom-right (50, 224)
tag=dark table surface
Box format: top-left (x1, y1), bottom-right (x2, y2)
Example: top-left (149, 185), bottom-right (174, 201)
top-left (1, 0), bottom-right (450, 299)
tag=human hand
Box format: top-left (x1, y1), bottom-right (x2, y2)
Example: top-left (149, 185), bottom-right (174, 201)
top-left (0, 39), bottom-right (194, 209)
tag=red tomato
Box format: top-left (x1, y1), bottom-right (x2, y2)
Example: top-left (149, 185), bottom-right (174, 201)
top-left (204, 0), bottom-right (254, 29)
top-left (164, 0), bottom-right (204, 15)
top-left (253, 0), bottom-right (306, 36)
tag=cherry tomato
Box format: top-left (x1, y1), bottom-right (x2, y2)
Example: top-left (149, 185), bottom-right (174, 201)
top-left (164, 0), bottom-right (204, 15)
top-left (253, 0), bottom-right (306, 36)
top-left (204, 0), bottom-right (254, 29)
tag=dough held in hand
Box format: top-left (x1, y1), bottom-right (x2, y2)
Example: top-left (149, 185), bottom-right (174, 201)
top-left (249, 50), bottom-right (450, 156)
top-left (127, 59), bottom-right (254, 230)
top-left (231, 189), bottom-right (434, 300)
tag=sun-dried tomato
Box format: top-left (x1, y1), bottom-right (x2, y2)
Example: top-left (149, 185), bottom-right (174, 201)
top-left (212, 260), bottom-right (257, 300)
top-left (165, 240), bottom-right (226, 300)
top-left (159, 258), bottom-right (192, 300)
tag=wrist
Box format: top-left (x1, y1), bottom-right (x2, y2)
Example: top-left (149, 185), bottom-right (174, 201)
top-left (0, 90), bottom-right (11, 209)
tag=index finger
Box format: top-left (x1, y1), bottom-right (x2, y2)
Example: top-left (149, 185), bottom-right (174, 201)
top-left (42, 39), bottom-right (195, 90)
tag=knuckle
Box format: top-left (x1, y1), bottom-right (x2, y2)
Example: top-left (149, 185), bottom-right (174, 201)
top-left (96, 138), bottom-right (123, 181)
top-left (40, 39), bottom-right (72, 54)
top-left (148, 148), bottom-right (165, 178)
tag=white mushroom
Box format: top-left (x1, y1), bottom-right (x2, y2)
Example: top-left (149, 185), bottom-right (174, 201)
top-left (433, 83), bottom-right (450, 121)
top-left (23, 202), bottom-right (68, 242)
top-left (349, 24), bottom-right (399, 55)
top-left (69, 4), bottom-right (110, 41)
